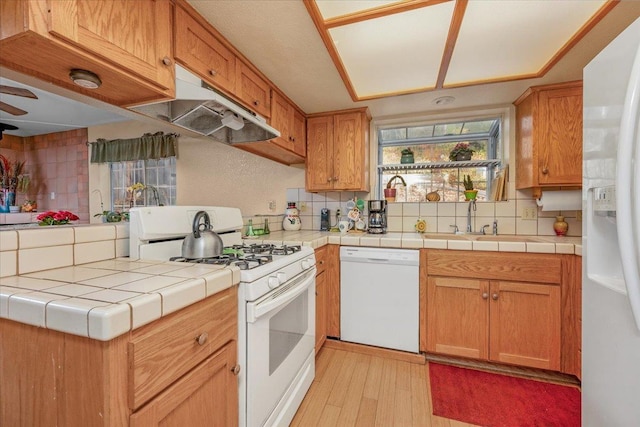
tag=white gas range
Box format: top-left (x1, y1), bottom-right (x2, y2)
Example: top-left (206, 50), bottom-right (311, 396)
top-left (129, 206), bottom-right (316, 427)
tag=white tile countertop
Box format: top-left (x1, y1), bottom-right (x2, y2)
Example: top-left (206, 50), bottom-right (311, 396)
top-left (0, 258), bottom-right (240, 341)
top-left (254, 230), bottom-right (583, 256)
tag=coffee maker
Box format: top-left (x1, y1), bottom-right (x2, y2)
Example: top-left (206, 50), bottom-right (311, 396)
top-left (367, 200), bottom-right (387, 234)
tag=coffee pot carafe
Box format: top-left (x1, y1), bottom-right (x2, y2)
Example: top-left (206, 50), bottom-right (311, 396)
top-left (367, 200), bottom-right (387, 234)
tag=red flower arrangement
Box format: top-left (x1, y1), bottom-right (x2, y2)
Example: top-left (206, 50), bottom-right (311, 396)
top-left (37, 210), bottom-right (79, 226)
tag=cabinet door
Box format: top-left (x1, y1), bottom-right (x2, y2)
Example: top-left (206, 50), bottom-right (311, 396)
top-left (270, 91), bottom-right (294, 151)
top-left (326, 244), bottom-right (341, 338)
top-left (333, 112), bottom-right (364, 190)
top-left (489, 281), bottom-right (561, 370)
top-left (236, 61), bottom-right (271, 118)
top-left (174, 5), bottom-right (236, 94)
top-left (291, 109), bottom-right (307, 157)
top-left (130, 342), bottom-right (238, 427)
top-left (306, 116), bottom-right (334, 192)
top-left (48, 0), bottom-right (173, 91)
top-left (427, 277), bottom-right (489, 359)
top-left (538, 86), bottom-right (583, 186)
top-left (315, 271), bottom-right (327, 354)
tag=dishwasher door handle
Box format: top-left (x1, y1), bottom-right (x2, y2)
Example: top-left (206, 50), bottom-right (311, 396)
top-left (367, 258), bottom-right (390, 262)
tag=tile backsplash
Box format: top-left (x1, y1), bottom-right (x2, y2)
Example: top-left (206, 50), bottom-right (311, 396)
top-left (283, 188), bottom-right (582, 237)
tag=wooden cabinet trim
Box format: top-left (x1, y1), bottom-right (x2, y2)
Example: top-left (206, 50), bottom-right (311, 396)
top-left (326, 244), bottom-right (341, 338)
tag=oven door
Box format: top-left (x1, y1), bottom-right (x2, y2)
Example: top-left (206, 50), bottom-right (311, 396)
top-left (246, 267), bottom-right (316, 427)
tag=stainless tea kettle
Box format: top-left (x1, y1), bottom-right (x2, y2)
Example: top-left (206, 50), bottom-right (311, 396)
top-left (181, 210), bottom-right (224, 259)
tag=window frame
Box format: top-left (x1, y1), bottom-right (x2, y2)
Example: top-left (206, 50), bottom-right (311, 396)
top-left (376, 116), bottom-right (503, 202)
top-left (109, 157), bottom-right (176, 211)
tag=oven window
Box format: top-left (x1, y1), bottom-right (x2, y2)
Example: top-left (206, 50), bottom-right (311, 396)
top-left (269, 290), bottom-right (308, 375)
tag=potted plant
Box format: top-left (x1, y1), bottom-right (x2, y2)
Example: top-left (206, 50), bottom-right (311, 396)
top-left (384, 174), bottom-right (406, 202)
top-left (449, 142), bottom-right (474, 161)
top-left (94, 210), bottom-right (126, 222)
top-left (400, 147), bottom-right (414, 164)
top-left (0, 154), bottom-right (25, 212)
top-left (463, 174), bottom-right (478, 201)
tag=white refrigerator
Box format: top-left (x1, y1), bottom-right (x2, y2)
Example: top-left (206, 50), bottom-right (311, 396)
top-left (583, 17), bottom-right (640, 426)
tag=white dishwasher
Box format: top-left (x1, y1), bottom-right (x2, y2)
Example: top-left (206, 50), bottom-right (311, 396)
top-left (340, 246), bottom-right (420, 353)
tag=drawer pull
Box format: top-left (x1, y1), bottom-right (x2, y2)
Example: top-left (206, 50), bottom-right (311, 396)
top-left (162, 56), bottom-right (172, 66)
top-left (196, 332), bottom-right (208, 346)
top-left (541, 167), bottom-right (549, 175)
top-left (209, 69), bottom-right (217, 77)
top-left (231, 364), bottom-right (241, 375)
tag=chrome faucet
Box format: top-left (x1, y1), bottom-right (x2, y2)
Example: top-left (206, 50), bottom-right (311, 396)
top-left (466, 199), bottom-right (476, 233)
top-left (493, 220), bottom-right (498, 235)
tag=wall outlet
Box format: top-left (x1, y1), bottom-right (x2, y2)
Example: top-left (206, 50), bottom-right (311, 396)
top-left (522, 207), bottom-right (537, 220)
top-left (299, 201), bottom-right (307, 212)
top-left (268, 200), bottom-right (276, 212)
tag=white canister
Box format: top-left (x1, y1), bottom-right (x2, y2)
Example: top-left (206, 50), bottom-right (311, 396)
top-left (283, 202), bottom-right (302, 231)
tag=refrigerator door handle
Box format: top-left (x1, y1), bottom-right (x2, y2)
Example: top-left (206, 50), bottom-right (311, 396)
top-left (616, 42), bottom-right (640, 331)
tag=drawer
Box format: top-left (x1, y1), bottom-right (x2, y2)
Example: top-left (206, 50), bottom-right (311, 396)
top-left (315, 246), bottom-right (327, 275)
top-left (128, 286), bottom-right (237, 410)
top-left (426, 250), bottom-right (562, 284)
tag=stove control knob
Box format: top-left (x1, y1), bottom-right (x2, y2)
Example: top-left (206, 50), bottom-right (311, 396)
top-left (277, 271), bottom-right (287, 283)
top-left (268, 276), bottom-right (280, 289)
top-left (301, 259), bottom-right (312, 269)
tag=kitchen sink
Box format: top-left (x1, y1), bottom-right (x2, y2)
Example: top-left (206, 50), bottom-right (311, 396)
top-left (473, 235), bottom-right (547, 243)
top-left (422, 233), bottom-right (471, 240)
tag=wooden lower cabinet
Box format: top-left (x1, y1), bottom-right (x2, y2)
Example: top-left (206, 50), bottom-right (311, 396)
top-left (315, 246), bottom-right (328, 353)
top-left (0, 287), bottom-right (238, 427)
top-left (325, 244), bottom-right (341, 338)
top-left (130, 342), bottom-right (237, 427)
top-left (425, 250), bottom-right (566, 371)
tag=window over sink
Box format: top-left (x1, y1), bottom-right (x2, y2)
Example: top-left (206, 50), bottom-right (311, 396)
top-left (377, 116), bottom-right (503, 202)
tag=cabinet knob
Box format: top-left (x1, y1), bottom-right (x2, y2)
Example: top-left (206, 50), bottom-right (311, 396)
top-left (196, 332), bottom-right (208, 346)
top-left (482, 292), bottom-right (489, 299)
top-left (333, 177), bottom-right (339, 182)
top-left (492, 293), bottom-right (499, 301)
top-left (327, 177), bottom-right (332, 182)
top-left (291, 137), bottom-right (295, 142)
top-left (319, 260), bottom-right (325, 265)
top-left (231, 364), bottom-right (241, 376)
top-left (161, 56), bottom-right (172, 66)
top-left (541, 167), bottom-right (549, 175)
top-left (253, 100), bottom-right (260, 106)
top-left (209, 69), bottom-right (217, 77)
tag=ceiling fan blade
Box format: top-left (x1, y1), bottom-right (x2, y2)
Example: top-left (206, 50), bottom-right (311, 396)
top-left (0, 101), bottom-right (28, 116)
top-left (0, 85), bottom-right (38, 99)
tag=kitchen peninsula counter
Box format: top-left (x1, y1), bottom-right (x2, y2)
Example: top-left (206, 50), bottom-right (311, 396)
top-left (0, 223), bottom-right (239, 341)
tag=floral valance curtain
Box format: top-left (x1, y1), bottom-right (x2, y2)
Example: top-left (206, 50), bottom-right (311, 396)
top-left (89, 132), bottom-right (177, 163)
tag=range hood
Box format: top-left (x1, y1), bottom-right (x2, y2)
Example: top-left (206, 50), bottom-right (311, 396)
top-left (130, 65), bottom-right (279, 144)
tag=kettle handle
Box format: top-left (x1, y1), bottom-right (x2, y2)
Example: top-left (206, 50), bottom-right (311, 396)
top-left (192, 211), bottom-right (211, 238)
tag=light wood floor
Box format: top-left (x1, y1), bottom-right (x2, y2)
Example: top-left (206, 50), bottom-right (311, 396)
top-left (290, 346), bottom-right (478, 427)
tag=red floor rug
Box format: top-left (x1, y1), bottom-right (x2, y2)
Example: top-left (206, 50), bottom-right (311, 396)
top-left (429, 363), bottom-right (580, 427)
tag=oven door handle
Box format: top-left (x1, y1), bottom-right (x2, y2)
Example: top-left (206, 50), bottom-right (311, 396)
top-left (247, 268), bottom-right (316, 323)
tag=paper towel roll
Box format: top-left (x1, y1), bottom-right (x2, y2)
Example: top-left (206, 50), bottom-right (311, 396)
top-left (536, 190), bottom-right (582, 211)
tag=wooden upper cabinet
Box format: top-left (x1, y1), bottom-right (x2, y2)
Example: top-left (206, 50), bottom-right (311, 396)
top-left (514, 81), bottom-right (583, 190)
top-left (270, 91), bottom-right (307, 157)
top-left (306, 108), bottom-right (371, 192)
top-left (0, 0), bottom-right (174, 106)
top-left (306, 115), bottom-right (335, 191)
top-left (174, 5), bottom-right (236, 94)
top-left (292, 109), bottom-right (307, 157)
top-left (236, 61), bottom-right (271, 118)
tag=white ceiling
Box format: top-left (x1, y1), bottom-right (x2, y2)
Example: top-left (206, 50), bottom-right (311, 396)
top-left (1, 0), bottom-right (639, 139)
top-left (189, 0), bottom-right (640, 118)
